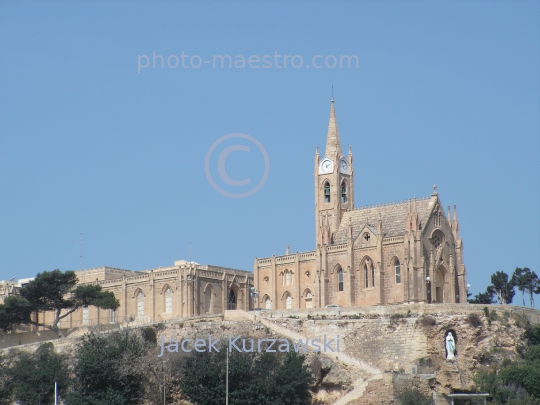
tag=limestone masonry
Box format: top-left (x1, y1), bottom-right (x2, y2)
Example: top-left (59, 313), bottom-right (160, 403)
top-left (255, 99), bottom-right (467, 310)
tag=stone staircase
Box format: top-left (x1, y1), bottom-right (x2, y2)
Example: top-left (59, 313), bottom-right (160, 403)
top-left (225, 310), bottom-right (383, 405)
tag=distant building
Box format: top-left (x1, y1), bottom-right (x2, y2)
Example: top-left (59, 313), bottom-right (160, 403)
top-left (1, 261), bottom-right (253, 328)
top-left (254, 99), bottom-right (467, 309)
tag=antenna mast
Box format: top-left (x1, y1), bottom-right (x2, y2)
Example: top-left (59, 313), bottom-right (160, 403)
top-left (79, 233), bottom-right (84, 270)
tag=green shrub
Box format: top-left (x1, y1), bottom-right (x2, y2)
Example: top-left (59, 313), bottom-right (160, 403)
top-left (396, 387), bottom-right (433, 405)
top-left (7, 343), bottom-right (70, 405)
top-left (511, 312), bottom-right (531, 331)
top-left (529, 324), bottom-right (540, 345)
top-left (467, 313), bottom-right (483, 328)
top-left (418, 316), bottom-right (436, 328)
top-left (140, 326), bottom-right (157, 344)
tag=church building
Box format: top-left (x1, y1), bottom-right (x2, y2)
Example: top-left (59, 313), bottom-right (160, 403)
top-left (254, 99), bottom-right (467, 310)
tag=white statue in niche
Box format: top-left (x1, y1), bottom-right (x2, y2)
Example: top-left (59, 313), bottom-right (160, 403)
top-left (445, 332), bottom-right (456, 360)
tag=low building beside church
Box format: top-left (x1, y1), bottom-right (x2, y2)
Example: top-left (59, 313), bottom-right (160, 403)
top-left (254, 99), bottom-right (467, 310)
top-left (2, 261), bottom-right (253, 329)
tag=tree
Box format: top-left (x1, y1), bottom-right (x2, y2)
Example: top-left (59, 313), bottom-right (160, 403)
top-left (0, 353), bottom-right (13, 405)
top-left (7, 343), bottom-right (70, 405)
top-left (512, 268), bottom-right (539, 308)
top-left (469, 290), bottom-right (495, 304)
top-left (523, 269), bottom-right (540, 309)
top-left (489, 271), bottom-right (516, 305)
top-left (66, 329), bottom-right (153, 405)
top-left (512, 267), bottom-right (529, 307)
top-left (0, 270), bottom-right (119, 337)
top-left (172, 340), bottom-right (314, 405)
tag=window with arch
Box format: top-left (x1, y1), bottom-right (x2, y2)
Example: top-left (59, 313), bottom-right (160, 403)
top-left (338, 268), bottom-right (344, 291)
top-left (364, 263), bottom-right (369, 288)
top-left (432, 231), bottom-right (443, 249)
top-left (364, 261), bottom-right (375, 288)
top-left (341, 181), bottom-right (347, 203)
top-left (305, 290), bottom-right (313, 309)
top-left (285, 270), bottom-right (291, 286)
top-left (265, 297), bottom-right (271, 310)
top-left (324, 182), bottom-right (331, 203)
top-left (286, 295), bottom-right (292, 309)
top-left (82, 307), bottom-right (89, 325)
top-left (165, 288), bottom-right (173, 313)
top-left (434, 210), bottom-right (442, 227)
top-left (137, 291), bottom-right (144, 317)
top-left (204, 287), bottom-right (212, 313)
top-left (395, 260), bottom-right (401, 284)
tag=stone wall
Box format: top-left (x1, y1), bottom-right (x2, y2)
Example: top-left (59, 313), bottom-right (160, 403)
top-left (256, 303), bottom-right (540, 324)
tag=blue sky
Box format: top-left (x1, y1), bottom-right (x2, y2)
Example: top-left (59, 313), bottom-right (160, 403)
top-left (0, 1), bottom-right (538, 299)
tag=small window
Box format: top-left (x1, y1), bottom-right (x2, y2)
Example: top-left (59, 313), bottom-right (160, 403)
top-left (286, 295), bottom-right (292, 309)
top-left (165, 288), bottom-right (173, 313)
top-left (395, 260), bottom-right (401, 284)
top-left (285, 271), bottom-right (291, 286)
top-left (341, 181), bottom-right (347, 203)
top-left (265, 298), bottom-right (271, 310)
top-left (371, 263), bottom-right (375, 287)
top-left (110, 309), bottom-right (116, 324)
top-left (338, 268), bottom-right (344, 291)
top-left (82, 307), bottom-right (89, 325)
top-left (324, 182), bottom-right (331, 203)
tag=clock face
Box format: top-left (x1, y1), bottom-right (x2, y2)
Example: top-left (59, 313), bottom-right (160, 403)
top-left (319, 158), bottom-right (334, 174)
top-left (339, 159), bottom-right (349, 174)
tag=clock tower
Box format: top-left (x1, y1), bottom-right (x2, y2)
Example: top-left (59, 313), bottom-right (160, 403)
top-left (314, 98), bottom-right (354, 246)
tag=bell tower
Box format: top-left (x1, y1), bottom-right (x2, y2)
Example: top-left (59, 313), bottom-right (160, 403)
top-left (314, 98), bottom-right (354, 246)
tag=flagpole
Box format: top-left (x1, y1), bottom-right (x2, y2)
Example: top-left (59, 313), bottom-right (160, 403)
top-left (226, 344), bottom-right (229, 405)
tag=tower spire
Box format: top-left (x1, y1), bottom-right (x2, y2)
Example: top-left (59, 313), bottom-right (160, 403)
top-left (325, 98), bottom-right (342, 157)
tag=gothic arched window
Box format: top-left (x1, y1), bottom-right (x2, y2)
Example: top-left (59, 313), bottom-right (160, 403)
top-left (165, 288), bottom-right (172, 313)
top-left (395, 260), bottom-right (401, 284)
top-left (341, 181), bottom-right (347, 203)
top-left (285, 270), bottom-right (291, 286)
top-left (265, 297), bottom-right (271, 310)
top-left (364, 264), bottom-right (369, 288)
top-left (204, 287), bottom-right (212, 313)
top-left (324, 182), bottom-right (331, 203)
top-left (286, 295), bottom-right (292, 309)
top-left (137, 292), bottom-right (144, 318)
top-left (338, 268), bottom-right (344, 291)
top-left (432, 231), bottom-right (444, 249)
top-left (371, 263), bottom-right (375, 287)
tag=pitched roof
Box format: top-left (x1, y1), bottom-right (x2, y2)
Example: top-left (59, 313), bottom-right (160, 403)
top-left (333, 196), bottom-right (435, 243)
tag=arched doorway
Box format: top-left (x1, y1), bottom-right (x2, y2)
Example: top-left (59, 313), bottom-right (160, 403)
top-left (435, 267), bottom-right (445, 303)
top-left (228, 289), bottom-right (237, 310)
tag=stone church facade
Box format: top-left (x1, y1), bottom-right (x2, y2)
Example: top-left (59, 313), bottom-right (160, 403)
top-left (254, 99), bottom-right (467, 310)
